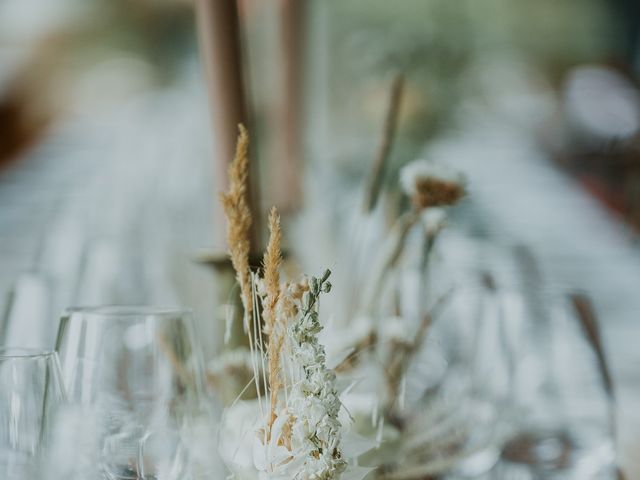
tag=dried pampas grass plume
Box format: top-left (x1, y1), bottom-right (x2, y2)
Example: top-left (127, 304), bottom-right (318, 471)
top-left (220, 124), bottom-right (253, 316)
top-left (263, 207), bottom-right (284, 431)
top-left (263, 207), bottom-right (282, 333)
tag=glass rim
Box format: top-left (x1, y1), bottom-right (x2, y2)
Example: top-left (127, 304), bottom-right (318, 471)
top-left (64, 305), bottom-right (193, 318)
top-left (0, 347), bottom-right (57, 359)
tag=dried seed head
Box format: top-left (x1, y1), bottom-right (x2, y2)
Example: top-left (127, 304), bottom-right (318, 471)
top-left (399, 159), bottom-right (466, 210)
top-left (220, 124), bottom-right (253, 315)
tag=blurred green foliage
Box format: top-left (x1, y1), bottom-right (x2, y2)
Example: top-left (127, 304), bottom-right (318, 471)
top-left (311, 0), bottom-right (617, 183)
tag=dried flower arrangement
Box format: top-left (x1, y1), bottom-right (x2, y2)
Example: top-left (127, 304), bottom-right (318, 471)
top-left (210, 118), bottom-right (473, 479)
top-left (321, 156), bottom-right (470, 479)
top-left (215, 126), bottom-right (371, 480)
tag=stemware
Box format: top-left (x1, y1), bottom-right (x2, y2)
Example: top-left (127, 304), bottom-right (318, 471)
top-left (0, 348), bottom-right (66, 479)
top-left (53, 306), bottom-right (219, 480)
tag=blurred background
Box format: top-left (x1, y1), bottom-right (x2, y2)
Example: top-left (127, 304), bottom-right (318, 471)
top-left (1, 0), bottom-right (640, 476)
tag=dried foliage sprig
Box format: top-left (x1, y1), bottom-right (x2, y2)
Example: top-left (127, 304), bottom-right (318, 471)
top-left (220, 124), bottom-right (254, 317)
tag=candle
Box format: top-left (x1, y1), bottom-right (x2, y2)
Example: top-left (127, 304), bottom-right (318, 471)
top-left (194, 0), bottom-right (261, 253)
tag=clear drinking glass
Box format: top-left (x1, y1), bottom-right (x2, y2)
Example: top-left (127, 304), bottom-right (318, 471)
top-left (0, 348), bottom-right (66, 479)
top-left (53, 306), bottom-right (219, 480)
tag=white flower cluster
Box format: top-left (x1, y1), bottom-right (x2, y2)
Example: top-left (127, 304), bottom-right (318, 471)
top-left (221, 271), bottom-right (348, 480)
top-left (285, 271), bottom-right (346, 479)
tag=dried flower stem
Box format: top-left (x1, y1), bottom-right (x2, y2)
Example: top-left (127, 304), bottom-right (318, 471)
top-left (385, 289), bottom-right (453, 412)
top-left (335, 330), bottom-right (378, 373)
top-left (220, 124), bottom-right (254, 318)
top-left (364, 73), bottom-right (404, 213)
top-left (362, 211), bottom-right (419, 314)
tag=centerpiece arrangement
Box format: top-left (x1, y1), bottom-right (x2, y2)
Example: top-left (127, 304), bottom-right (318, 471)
top-left (215, 126), bottom-right (371, 479)
top-left (212, 125), bottom-right (473, 480)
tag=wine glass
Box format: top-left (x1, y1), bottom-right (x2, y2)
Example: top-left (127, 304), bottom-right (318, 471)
top-left (0, 348), bottom-right (66, 479)
top-left (53, 306), bottom-right (219, 480)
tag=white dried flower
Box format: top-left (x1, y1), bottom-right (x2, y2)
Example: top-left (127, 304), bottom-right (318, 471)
top-left (283, 274), bottom-right (347, 479)
top-left (380, 316), bottom-right (413, 344)
top-left (420, 208), bottom-right (447, 236)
